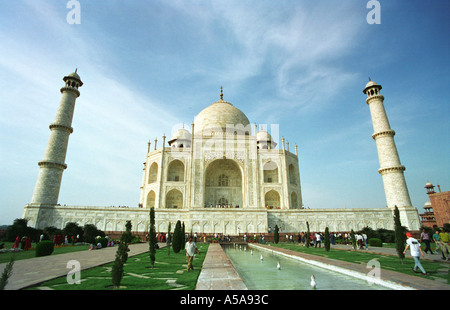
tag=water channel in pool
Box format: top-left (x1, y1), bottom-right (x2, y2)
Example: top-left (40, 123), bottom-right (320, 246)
top-left (222, 244), bottom-right (391, 290)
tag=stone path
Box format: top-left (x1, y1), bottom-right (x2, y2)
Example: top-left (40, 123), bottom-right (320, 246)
top-left (0, 243), bottom-right (149, 290)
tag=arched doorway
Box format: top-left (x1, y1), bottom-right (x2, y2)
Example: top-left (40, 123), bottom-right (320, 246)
top-left (265, 190), bottom-right (280, 209)
top-left (146, 190), bottom-right (155, 208)
top-left (165, 189), bottom-right (183, 209)
top-left (204, 159), bottom-right (243, 207)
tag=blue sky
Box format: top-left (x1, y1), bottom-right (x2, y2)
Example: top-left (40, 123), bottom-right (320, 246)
top-left (0, 0), bottom-right (449, 225)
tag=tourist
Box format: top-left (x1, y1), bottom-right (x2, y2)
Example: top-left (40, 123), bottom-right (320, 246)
top-left (432, 230), bottom-right (442, 254)
top-left (315, 233), bottom-right (321, 248)
top-left (403, 232), bottom-right (427, 275)
top-left (363, 233), bottom-right (368, 250)
top-left (13, 236), bottom-right (20, 248)
top-left (439, 229), bottom-right (450, 261)
top-left (420, 229), bottom-right (433, 254)
top-left (185, 237), bottom-right (200, 272)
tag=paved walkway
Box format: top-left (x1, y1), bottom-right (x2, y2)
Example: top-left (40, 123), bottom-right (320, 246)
top-left (330, 243), bottom-right (450, 263)
top-left (0, 243), bottom-right (149, 290)
top-left (195, 243), bottom-right (247, 290)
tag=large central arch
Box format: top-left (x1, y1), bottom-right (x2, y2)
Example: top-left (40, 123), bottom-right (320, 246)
top-left (204, 159), bottom-right (243, 207)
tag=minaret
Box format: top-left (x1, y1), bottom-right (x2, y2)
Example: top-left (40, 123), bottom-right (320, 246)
top-left (363, 79), bottom-right (420, 229)
top-left (30, 70), bottom-right (83, 205)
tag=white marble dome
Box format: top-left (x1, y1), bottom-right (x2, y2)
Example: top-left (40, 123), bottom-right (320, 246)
top-left (193, 98), bottom-right (250, 135)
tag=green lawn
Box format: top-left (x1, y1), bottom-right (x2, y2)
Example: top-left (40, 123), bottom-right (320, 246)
top-left (26, 243), bottom-right (209, 290)
top-left (0, 242), bottom-right (90, 264)
top-left (269, 243), bottom-right (450, 284)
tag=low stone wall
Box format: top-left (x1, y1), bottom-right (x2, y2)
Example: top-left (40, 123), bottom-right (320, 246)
top-left (23, 203), bottom-right (418, 236)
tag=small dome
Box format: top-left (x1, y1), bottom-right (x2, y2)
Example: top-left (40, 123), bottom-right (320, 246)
top-left (424, 201), bottom-right (432, 206)
top-left (193, 99), bottom-right (250, 135)
top-left (425, 182), bottom-right (434, 188)
top-left (363, 79), bottom-right (381, 94)
top-left (171, 128), bottom-right (191, 141)
top-left (257, 130), bottom-right (273, 142)
top-left (68, 71), bottom-right (81, 80)
top-left (63, 69), bottom-right (83, 86)
top-left (365, 80), bottom-right (378, 88)
top-left (256, 130), bottom-right (277, 148)
top-left (168, 128), bottom-right (191, 147)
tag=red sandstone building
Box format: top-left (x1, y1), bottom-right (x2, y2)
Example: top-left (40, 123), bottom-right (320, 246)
top-left (420, 183), bottom-right (450, 228)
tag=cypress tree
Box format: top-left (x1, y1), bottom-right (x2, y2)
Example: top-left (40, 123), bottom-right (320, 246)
top-left (394, 206), bottom-right (406, 263)
top-left (111, 221), bottom-right (131, 289)
top-left (274, 225), bottom-right (279, 244)
top-left (305, 222), bottom-right (310, 248)
top-left (172, 220), bottom-right (182, 253)
top-left (350, 229), bottom-right (357, 250)
top-left (167, 222), bottom-right (171, 257)
top-left (324, 227), bottom-right (330, 252)
top-left (182, 222), bottom-right (186, 250)
top-left (149, 207), bottom-right (156, 268)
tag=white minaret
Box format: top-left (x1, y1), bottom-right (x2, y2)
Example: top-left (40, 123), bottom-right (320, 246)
top-left (363, 79), bottom-right (420, 230)
top-left (30, 70), bottom-right (83, 205)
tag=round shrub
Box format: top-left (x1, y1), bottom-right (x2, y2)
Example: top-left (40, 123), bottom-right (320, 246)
top-left (368, 238), bottom-right (382, 247)
top-left (36, 240), bottom-right (54, 257)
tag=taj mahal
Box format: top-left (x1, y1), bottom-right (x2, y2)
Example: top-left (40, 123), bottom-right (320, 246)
top-left (22, 71), bottom-right (421, 235)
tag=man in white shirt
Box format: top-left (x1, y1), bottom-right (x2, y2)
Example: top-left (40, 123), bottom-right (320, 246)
top-left (403, 232), bottom-right (427, 275)
top-left (185, 237), bottom-right (200, 272)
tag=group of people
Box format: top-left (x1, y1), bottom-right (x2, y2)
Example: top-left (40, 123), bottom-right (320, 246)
top-left (419, 228), bottom-right (450, 260)
top-left (12, 235), bottom-right (32, 250)
top-left (403, 228), bottom-right (449, 276)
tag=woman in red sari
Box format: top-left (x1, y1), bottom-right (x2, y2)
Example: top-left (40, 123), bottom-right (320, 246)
top-left (13, 236), bottom-right (20, 248)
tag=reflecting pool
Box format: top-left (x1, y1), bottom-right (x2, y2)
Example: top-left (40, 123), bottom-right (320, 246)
top-left (222, 244), bottom-right (390, 290)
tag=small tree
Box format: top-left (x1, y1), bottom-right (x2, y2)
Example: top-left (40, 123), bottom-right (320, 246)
top-left (305, 222), bottom-right (310, 248)
top-left (324, 227), bottom-right (330, 252)
top-left (394, 206), bottom-right (406, 263)
top-left (167, 222), bottom-right (172, 257)
top-left (0, 257), bottom-right (14, 290)
top-left (350, 230), bottom-right (357, 250)
top-left (274, 225), bottom-right (279, 244)
top-left (172, 220), bottom-right (182, 253)
top-left (111, 221), bottom-right (132, 289)
top-left (182, 222), bottom-right (186, 250)
top-left (149, 207), bottom-right (156, 268)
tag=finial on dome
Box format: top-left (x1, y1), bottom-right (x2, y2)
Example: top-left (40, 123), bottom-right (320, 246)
top-left (75, 68), bottom-right (78, 73)
top-left (369, 76), bottom-right (371, 81)
top-left (220, 86), bottom-right (223, 100)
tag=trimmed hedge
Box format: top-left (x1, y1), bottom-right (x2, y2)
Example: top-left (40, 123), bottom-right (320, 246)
top-left (36, 240), bottom-right (54, 257)
top-left (368, 238), bottom-right (382, 247)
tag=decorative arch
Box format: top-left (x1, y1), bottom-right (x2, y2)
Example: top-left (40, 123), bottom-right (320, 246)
top-left (167, 159), bottom-right (184, 181)
top-left (291, 192), bottom-right (298, 209)
top-left (265, 189), bottom-right (280, 209)
top-left (165, 189), bottom-right (183, 209)
top-left (148, 162), bottom-right (158, 184)
top-left (204, 159), bottom-right (243, 207)
top-left (146, 190), bottom-right (156, 209)
top-left (263, 161), bottom-right (278, 183)
top-left (289, 164), bottom-right (297, 185)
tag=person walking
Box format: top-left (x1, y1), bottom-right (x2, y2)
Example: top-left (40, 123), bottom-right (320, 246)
top-left (439, 229), bottom-right (450, 261)
top-left (420, 229), bottom-right (434, 254)
top-left (432, 230), bottom-right (442, 254)
top-left (403, 232), bottom-right (427, 275)
top-left (185, 237), bottom-right (200, 272)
